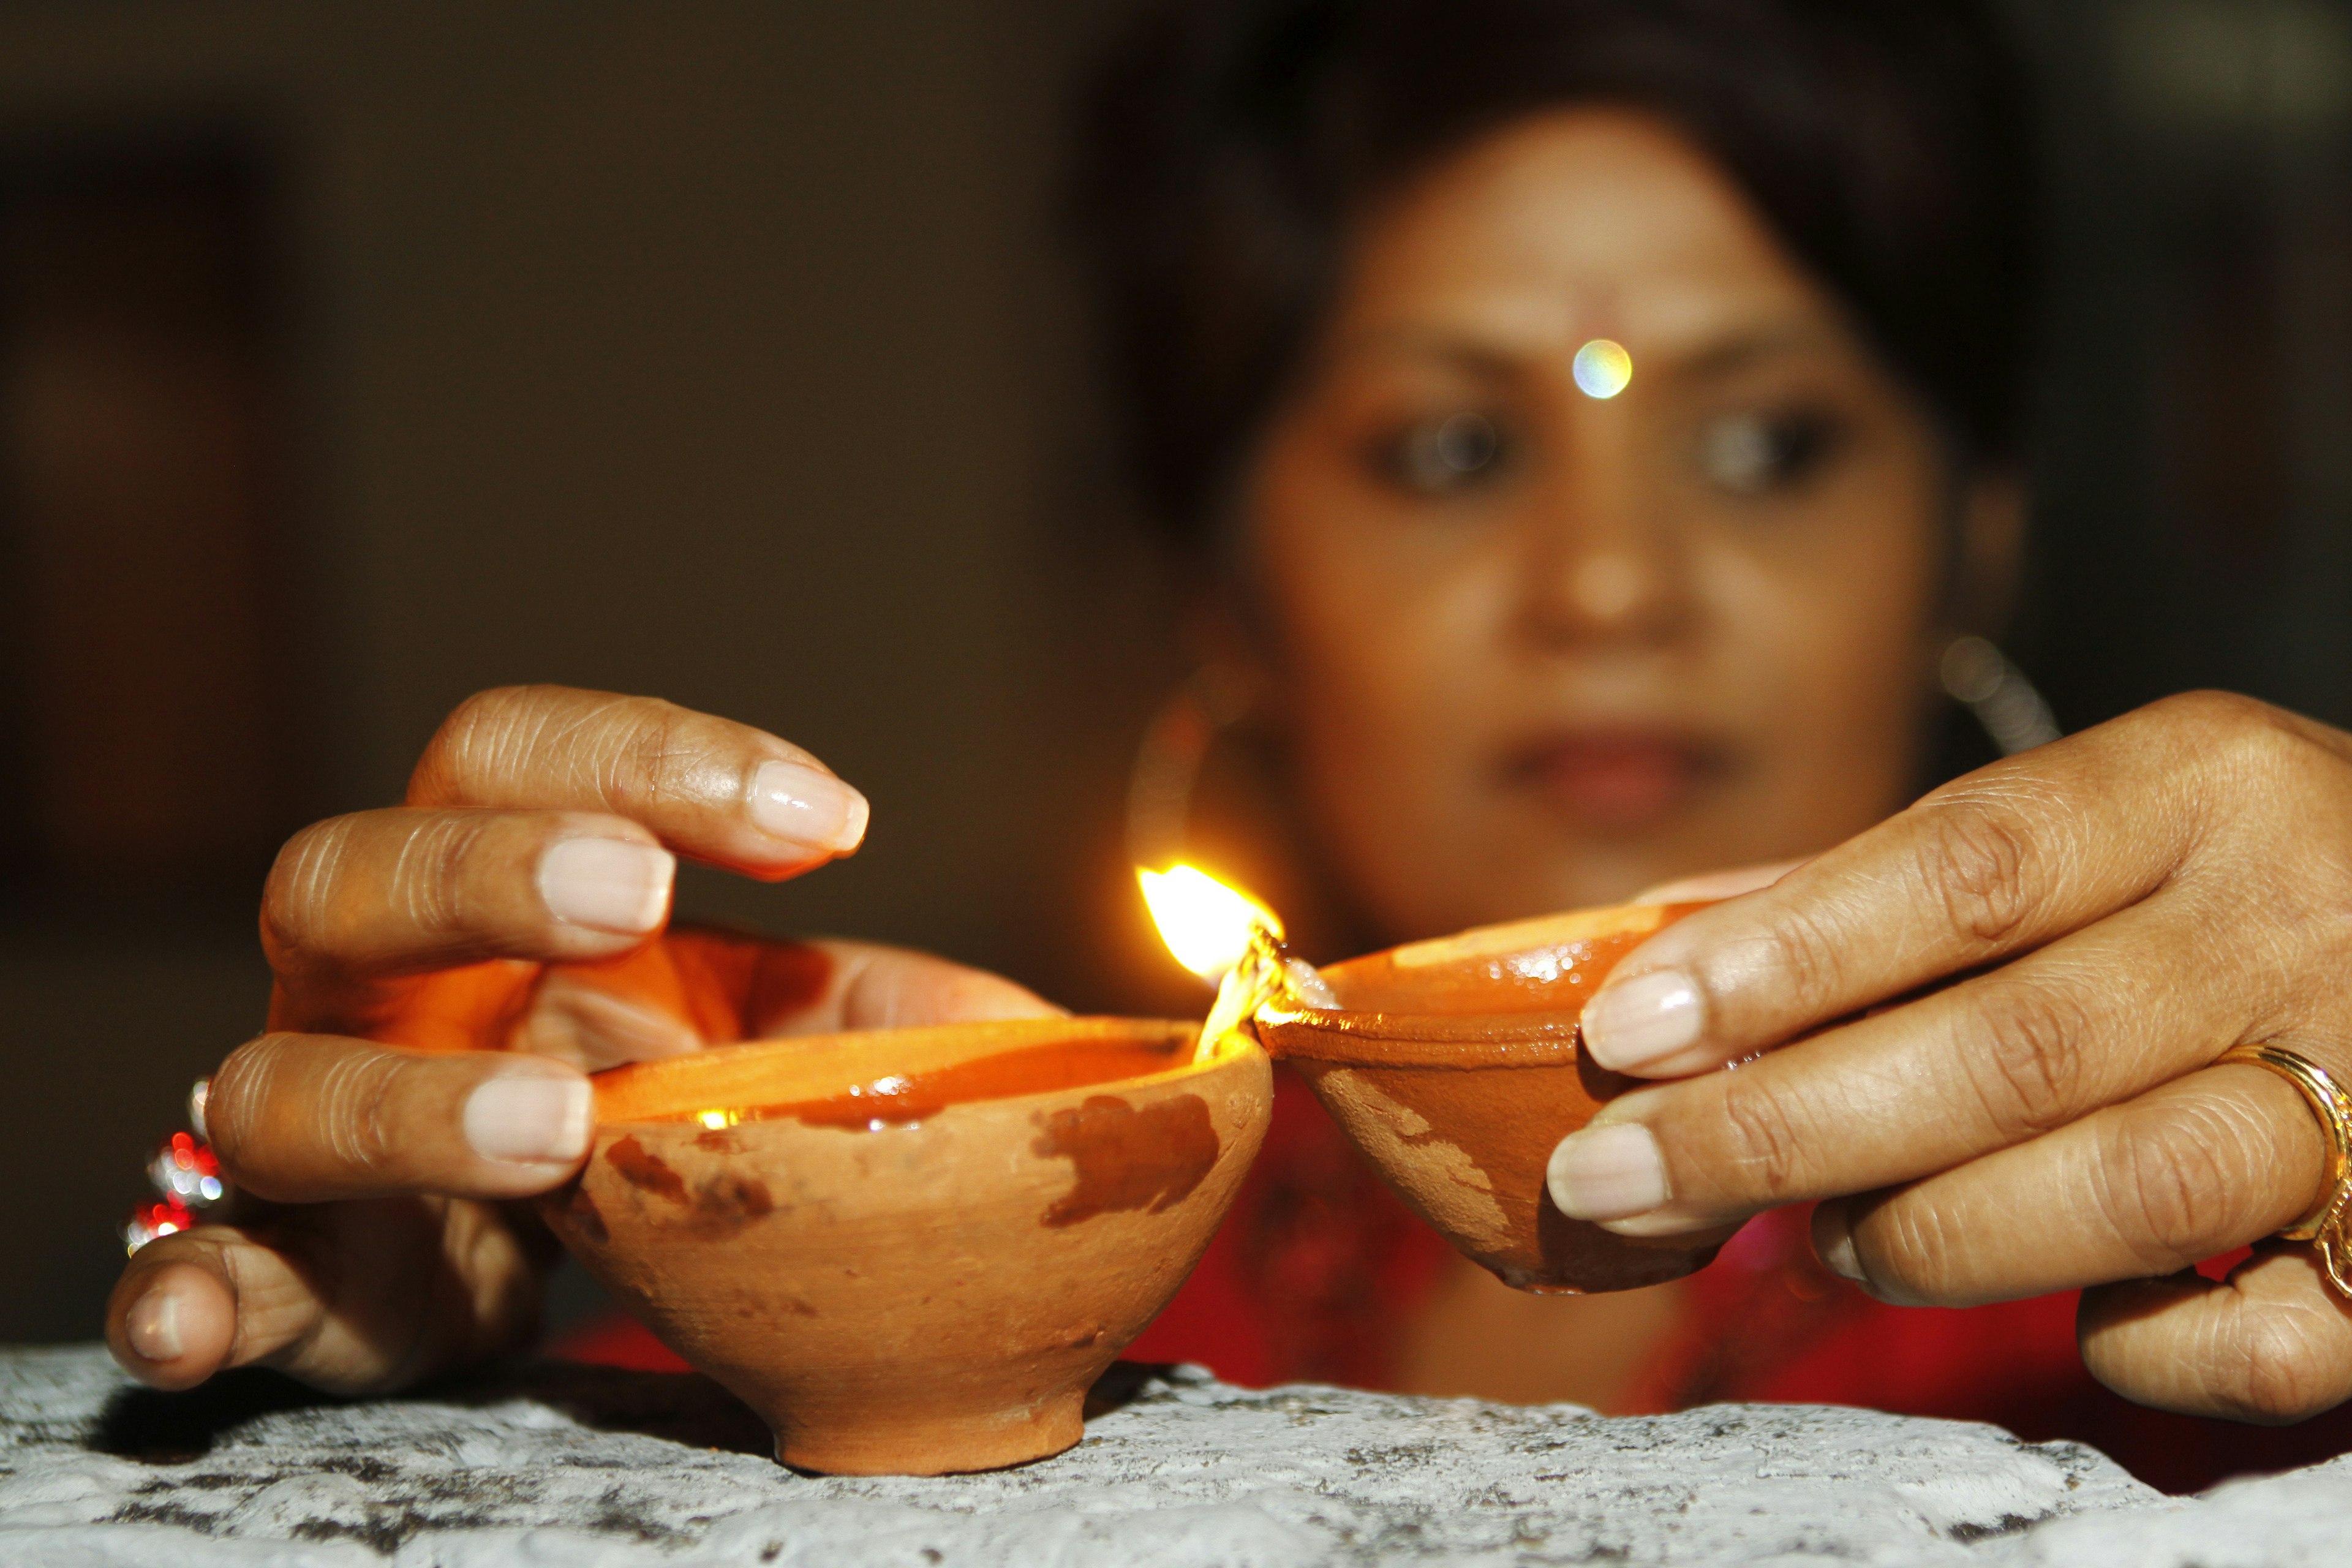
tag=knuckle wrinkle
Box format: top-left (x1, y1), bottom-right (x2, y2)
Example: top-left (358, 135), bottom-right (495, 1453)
top-left (1757, 908), bottom-right (1850, 1026)
top-left (1716, 1077), bottom-right (1812, 1204)
top-left (1920, 802), bottom-right (2038, 948)
top-left (208, 1034), bottom-right (298, 1178)
top-left (601, 699), bottom-right (687, 813)
top-left (391, 812), bottom-right (492, 941)
top-left (312, 1047), bottom-right (403, 1180)
top-left (261, 820), bottom-right (358, 972)
top-left (413, 686), bottom-right (546, 807)
top-left (1967, 981), bottom-right (2092, 1140)
top-left (2094, 1115), bottom-right (2233, 1272)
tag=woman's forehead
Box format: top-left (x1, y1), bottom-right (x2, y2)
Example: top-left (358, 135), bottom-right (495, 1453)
top-left (1328, 108), bottom-right (1848, 372)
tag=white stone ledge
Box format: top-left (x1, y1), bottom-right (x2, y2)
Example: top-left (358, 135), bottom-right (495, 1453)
top-left (4, 1344), bottom-right (2348, 1566)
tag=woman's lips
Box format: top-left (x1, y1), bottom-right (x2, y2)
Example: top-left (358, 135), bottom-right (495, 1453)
top-left (1502, 729), bottom-right (1730, 832)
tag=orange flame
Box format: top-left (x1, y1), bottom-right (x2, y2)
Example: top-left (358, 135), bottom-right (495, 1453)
top-left (1137, 864), bottom-right (1283, 981)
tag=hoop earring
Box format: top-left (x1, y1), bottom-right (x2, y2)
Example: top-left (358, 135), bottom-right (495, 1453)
top-left (1127, 665), bottom-right (1259, 868)
top-left (1940, 636), bottom-right (2061, 755)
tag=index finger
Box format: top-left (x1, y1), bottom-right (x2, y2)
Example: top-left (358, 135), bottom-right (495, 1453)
top-left (409, 685), bottom-right (868, 880)
top-left (1578, 709), bottom-right (2206, 1078)
top-left (208, 1031), bottom-right (590, 1202)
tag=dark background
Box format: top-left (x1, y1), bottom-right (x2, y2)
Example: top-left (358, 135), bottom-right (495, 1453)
top-left (3, 0), bottom-right (2349, 1344)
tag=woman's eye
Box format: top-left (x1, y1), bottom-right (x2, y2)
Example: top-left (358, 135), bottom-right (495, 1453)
top-left (1379, 410), bottom-right (1513, 496)
top-left (1697, 410), bottom-right (1841, 496)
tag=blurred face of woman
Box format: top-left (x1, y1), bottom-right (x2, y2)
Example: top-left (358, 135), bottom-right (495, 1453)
top-left (1242, 110), bottom-right (1962, 940)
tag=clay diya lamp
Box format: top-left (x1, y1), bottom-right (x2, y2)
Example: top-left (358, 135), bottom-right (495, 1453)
top-left (540, 1015), bottom-right (1271, 1476)
top-left (1253, 901), bottom-right (1721, 1292)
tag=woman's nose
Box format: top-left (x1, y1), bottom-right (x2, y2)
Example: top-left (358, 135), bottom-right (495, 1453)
top-left (1564, 552), bottom-right (1654, 623)
top-left (1515, 410), bottom-right (1687, 648)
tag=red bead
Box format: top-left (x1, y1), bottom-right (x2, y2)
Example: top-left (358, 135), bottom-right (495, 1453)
top-left (147, 1134), bottom-right (227, 1208)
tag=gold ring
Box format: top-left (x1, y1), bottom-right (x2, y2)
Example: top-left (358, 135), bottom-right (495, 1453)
top-left (2217, 1044), bottom-right (2352, 1298)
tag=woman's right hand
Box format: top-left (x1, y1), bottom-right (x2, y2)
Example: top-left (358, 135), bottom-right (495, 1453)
top-left (104, 685), bottom-right (1055, 1396)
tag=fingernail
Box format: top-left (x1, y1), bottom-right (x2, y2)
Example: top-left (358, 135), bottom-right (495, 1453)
top-left (1813, 1202), bottom-right (1864, 1283)
top-left (749, 759), bottom-right (869, 856)
top-left (464, 1076), bottom-right (593, 1164)
top-left (1547, 1123), bottom-right (1668, 1221)
top-left (126, 1286), bottom-right (184, 1362)
top-left (538, 837), bottom-right (673, 935)
top-left (1581, 968), bottom-right (1703, 1072)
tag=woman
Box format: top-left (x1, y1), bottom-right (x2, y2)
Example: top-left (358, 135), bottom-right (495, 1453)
top-left (108, 0), bottom-right (2352, 1492)
top-left (1079, 1), bottom-right (2352, 1489)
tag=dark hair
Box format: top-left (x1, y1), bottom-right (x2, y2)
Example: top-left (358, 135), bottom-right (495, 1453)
top-left (1069, 0), bottom-right (2037, 541)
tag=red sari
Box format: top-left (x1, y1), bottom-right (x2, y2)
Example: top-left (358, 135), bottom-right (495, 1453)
top-left (559, 1066), bottom-right (2352, 1494)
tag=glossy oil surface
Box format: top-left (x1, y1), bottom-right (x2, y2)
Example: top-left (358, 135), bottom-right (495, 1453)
top-left (650, 1038), bottom-right (1191, 1131)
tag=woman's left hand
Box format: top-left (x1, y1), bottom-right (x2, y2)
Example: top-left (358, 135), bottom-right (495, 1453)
top-left (1546, 690), bottom-right (2352, 1425)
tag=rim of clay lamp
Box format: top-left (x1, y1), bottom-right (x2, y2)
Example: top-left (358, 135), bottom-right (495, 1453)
top-left (1254, 1003), bottom-right (1599, 1069)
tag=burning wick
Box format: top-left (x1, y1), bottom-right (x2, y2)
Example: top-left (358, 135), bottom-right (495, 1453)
top-left (1137, 864), bottom-right (1335, 1061)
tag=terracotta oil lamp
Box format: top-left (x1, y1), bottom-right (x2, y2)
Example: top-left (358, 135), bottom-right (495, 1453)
top-left (1144, 866), bottom-right (1721, 1293)
top-left (541, 1013), bottom-right (1271, 1476)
